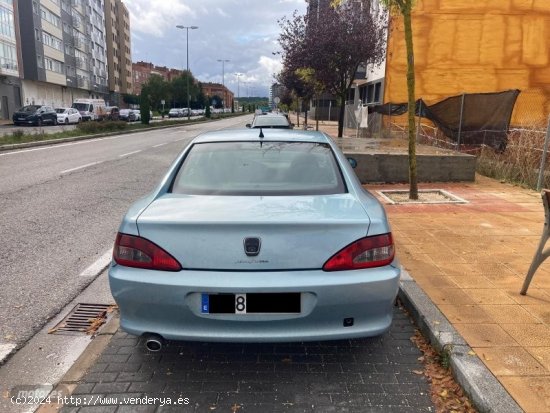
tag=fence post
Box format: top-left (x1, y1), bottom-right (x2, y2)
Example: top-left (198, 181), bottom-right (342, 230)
top-left (536, 116), bottom-right (550, 191)
top-left (328, 100), bottom-right (332, 122)
top-left (416, 100), bottom-right (422, 142)
top-left (457, 93), bottom-right (465, 150)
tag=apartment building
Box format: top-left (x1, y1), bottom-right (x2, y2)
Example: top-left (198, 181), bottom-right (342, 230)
top-left (201, 82), bottom-right (234, 109)
top-left (15, 0), bottom-right (109, 110)
top-left (132, 61), bottom-right (184, 95)
top-left (0, 0), bottom-right (22, 120)
top-left (104, 0), bottom-right (131, 106)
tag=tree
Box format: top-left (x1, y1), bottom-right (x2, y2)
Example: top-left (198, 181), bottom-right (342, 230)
top-left (380, 0), bottom-right (418, 199)
top-left (171, 71), bottom-right (200, 108)
top-left (140, 88), bottom-right (151, 125)
top-left (141, 74), bottom-right (169, 113)
top-left (211, 95), bottom-right (223, 109)
top-left (279, 2), bottom-right (386, 137)
top-left (205, 104), bottom-right (211, 118)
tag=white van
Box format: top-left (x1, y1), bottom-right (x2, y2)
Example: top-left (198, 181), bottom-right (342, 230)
top-left (71, 99), bottom-right (107, 121)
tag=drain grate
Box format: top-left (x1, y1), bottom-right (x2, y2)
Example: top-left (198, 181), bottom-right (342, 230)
top-left (48, 303), bottom-right (115, 335)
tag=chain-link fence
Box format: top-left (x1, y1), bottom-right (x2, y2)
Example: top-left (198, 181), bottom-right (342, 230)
top-left (343, 89), bottom-right (550, 190)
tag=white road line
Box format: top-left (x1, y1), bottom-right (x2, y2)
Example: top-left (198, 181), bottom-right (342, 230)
top-left (118, 149), bottom-right (142, 157)
top-left (0, 343), bottom-right (16, 364)
top-left (79, 249), bottom-right (113, 277)
top-left (60, 161), bottom-right (103, 174)
top-left (152, 142), bottom-right (168, 148)
top-left (0, 133), bottom-right (142, 157)
top-left (174, 138), bottom-right (188, 142)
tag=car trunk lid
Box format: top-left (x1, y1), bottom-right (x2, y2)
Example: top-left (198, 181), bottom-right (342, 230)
top-left (136, 194), bottom-right (370, 271)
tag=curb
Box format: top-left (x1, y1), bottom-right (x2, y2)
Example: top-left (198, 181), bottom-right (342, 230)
top-left (0, 114), bottom-right (246, 152)
top-left (398, 270), bottom-right (523, 413)
top-left (35, 315), bottom-right (120, 413)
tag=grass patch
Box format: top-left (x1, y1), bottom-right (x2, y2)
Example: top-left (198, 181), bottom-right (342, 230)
top-left (0, 113), bottom-right (247, 147)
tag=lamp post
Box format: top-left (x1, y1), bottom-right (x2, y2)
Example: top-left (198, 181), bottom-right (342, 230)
top-left (176, 25), bottom-right (198, 120)
top-left (217, 59), bottom-right (230, 107)
top-left (235, 73), bottom-right (243, 112)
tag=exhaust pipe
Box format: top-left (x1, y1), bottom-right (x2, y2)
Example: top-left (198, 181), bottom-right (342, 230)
top-left (143, 333), bottom-right (165, 352)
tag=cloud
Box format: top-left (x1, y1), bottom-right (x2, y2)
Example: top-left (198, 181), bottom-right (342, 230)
top-left (126, 0), bottom-right (307, 96)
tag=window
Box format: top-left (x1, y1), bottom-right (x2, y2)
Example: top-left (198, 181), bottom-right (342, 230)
top-left (37, 55), bottom-right (43, 68)
top-left (171, 142), bottom-right (346, 196)
top-left (40, 6), bottom-right (61, 28)
top-left (42, 32), bottom-right (63, 51)
top-left (0, 5), bottom-right (15, 38)
top-left (44, 57), bottom-right (64, 73)
top-left (0, 41), bottom-right (17, 71)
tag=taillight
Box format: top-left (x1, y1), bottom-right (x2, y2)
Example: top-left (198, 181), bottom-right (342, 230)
top-left (113, 233), bottom-right (182, 271)
top-left (323, 233), bottom-right (395, 271)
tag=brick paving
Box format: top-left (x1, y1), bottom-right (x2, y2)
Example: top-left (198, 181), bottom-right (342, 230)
top-left (59, 307), bottom-right (434, 413)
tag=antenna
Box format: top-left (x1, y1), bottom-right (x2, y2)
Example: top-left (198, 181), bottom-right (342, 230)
top-left (259, 128), bottom-right (264, 138)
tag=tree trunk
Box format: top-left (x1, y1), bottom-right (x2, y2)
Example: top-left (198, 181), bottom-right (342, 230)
top-left (403, 7), bottom-right (418, 200)
top-left (337, 94), bottom-right (346, 137)
top-left (315, 96), bottom-right (319, 131)
top-left (296, 98), bottom-right (300, 128)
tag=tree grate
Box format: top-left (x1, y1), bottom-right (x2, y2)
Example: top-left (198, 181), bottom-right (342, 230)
top-left (48, 303), bottom-right (115, 335)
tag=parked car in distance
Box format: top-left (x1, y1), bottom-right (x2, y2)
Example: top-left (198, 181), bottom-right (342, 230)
top-left (131, 109), bottom-right (141, 121)
top-left (71, 98), bottom-right (106, 121)
top-left (55, 107), bottom-right (82, 124)
top-left (119, 109), bottom-right (137, 122)
top-left (246, 113), bottom-right (294, 129)
top-left (13, 105), bottom-right (58, 126)
top-left (168, 108), bottom-right (182, 118)
top-left (104, 106), bottom-right (120, 121)
top-left (109, 129), bottom-right (399, 348)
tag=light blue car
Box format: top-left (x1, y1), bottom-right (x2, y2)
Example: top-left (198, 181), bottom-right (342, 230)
top-left (109, 129), bottom-right (400, 349)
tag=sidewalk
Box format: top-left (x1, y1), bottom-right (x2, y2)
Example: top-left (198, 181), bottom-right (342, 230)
top-left (366, 176), bottom-right (550, 412)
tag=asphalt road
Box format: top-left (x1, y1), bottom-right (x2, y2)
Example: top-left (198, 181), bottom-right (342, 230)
top-left (0, 115), bottom-right (253, 353)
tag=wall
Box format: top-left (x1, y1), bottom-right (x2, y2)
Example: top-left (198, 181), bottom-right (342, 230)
top-left (384, 0), bottom-right (550, 126)
top-left (22, 80), bottom-right (89, 108)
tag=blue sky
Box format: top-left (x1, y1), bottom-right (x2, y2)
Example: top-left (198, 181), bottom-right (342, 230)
top-left (125, 0), bottom-right (307, 97)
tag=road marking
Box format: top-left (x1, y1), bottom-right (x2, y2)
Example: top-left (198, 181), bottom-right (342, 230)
top-left (118, 149), bottom-right (142, 157)
top-left (0, 343), bottom-right (16, 364)
top-left (175, 138), bottom-right (188, 142)
top-left (152, 142), bottom-right (168, 148)
top-left (0, 133), bottom-right (143, 157)
top-left (60, 161), bottom-right (103, 174)
top-left (80, 249), bottom-right (113, 277)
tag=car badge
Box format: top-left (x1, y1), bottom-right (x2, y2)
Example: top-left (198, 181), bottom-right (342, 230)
top-left (243, 237), bottom-right (261, 257)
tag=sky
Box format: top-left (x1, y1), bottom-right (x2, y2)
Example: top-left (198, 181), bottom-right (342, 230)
top-left (125, 0), bottom-right (308, 98)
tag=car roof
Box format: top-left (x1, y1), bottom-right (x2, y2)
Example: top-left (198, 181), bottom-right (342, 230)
top-left (193, 129), bottom-right (331, 144)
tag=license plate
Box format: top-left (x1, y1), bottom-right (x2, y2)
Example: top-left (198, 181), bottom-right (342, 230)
top-left (201, 293), bottom-right (300, 314)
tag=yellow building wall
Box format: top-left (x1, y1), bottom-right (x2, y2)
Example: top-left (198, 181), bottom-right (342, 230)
top-left (384, 0), bottom-right (550, 126)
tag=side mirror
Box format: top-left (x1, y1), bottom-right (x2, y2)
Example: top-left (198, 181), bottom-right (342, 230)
top-left (246, 124), bottom-right (251, 128)
top-left (347, 157), bottom-right (358, 169)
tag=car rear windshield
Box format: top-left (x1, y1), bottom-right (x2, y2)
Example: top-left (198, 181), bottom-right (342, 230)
top-left (171, 141), bottom-right (346, 196)
top-left (20, 105), bottom-right (41, 112)
top-left (55, 108), bottom-right (67, 113)
top-left (252, 116), bottom-right (290, 128)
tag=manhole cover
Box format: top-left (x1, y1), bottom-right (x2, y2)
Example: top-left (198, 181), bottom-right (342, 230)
top-left (377, 189), bottom-right (468, 205)
top-left (48, 303), bottom-right (115, 335)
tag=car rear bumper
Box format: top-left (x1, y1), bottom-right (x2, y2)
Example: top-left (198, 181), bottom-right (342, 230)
top-left (109, 263), bottom-right (400, 342)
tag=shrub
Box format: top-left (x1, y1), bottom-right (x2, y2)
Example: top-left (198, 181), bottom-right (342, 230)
top-left (77, 120), bottom-right (127, 134)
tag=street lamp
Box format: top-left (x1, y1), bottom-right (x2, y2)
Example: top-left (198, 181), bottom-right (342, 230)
top-left (235, 73), bottom-right (243, 111)
top-left (217, 59), bottom-right (230, 107)
top-left (176, 25), bottom-right (198, 119)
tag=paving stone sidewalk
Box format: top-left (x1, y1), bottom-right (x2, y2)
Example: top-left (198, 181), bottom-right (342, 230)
top-left (59, 307), bottom-right (435, 413)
